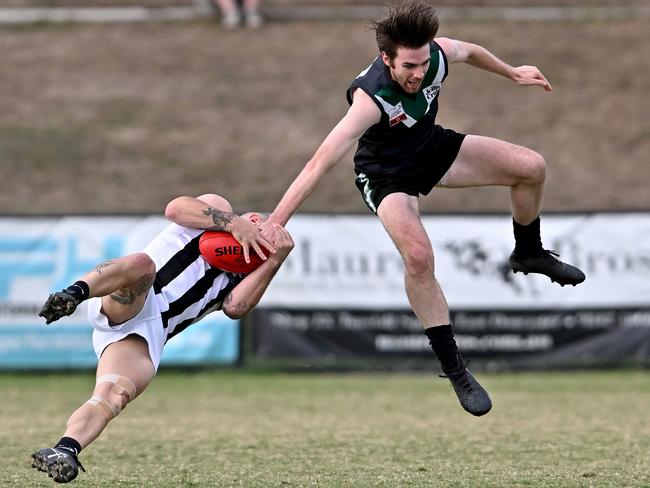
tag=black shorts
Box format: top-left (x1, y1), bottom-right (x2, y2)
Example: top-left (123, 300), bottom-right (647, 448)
top-left (354, 126), bottom-right (465, 213)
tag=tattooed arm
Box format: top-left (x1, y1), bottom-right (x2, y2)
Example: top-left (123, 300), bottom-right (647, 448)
top-left (165, 195), bottom-right (241, 230)
top-left (222, 224), bottom-right (294, 319)
top-left (165, 194), bottom-right (275, 262)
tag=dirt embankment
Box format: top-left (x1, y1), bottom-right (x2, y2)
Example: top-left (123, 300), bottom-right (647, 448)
top-left (1, 18), bottom-right (648, 214)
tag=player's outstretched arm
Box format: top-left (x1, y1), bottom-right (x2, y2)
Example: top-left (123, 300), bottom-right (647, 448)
top-left (266, 90), bottom-right (381, 227)
top-left (165, 194), bottom-right (274, 262)
top-left (222, 224), bottom-right (294, 319)
top-left (435, 37), bottom-right (552, 92)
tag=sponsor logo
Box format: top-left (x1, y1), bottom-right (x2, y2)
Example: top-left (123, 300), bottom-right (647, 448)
top-left (388, 102), bottom-right (407, 127)
top-left (423, 84), bottom-right (440, 103)
top-left (389, 113), bottom-right (407, 127)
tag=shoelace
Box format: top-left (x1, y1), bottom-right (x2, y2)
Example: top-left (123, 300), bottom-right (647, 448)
top-left (439, 358), bottom-right (473, 392)
top-left (53, 448), bottom-right (86, 472)
top-left (543, 249), bottom-right (560, 258)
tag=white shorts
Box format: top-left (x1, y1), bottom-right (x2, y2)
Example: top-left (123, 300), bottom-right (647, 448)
top-left (87, 289), bottom-right (168, 372)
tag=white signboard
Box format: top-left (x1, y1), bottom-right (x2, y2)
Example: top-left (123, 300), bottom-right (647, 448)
top-left (261, 213), bottom-right (650, 310)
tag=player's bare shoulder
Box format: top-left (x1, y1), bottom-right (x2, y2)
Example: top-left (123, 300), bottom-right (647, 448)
top-left (434, 37), bottom-right (465, 63)
top-left (348, 88), bottom-right (382, 128)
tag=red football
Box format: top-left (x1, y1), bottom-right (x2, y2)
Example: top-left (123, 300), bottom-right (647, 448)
top-left (199, 231), bottom-right (266, 274)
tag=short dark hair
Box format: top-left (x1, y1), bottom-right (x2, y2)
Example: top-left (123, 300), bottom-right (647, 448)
top-left (369, 0), bottom-right (439, 59)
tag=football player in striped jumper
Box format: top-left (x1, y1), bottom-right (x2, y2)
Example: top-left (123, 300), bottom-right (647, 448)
top-left (31, 194), bottom-right (294, 483)
top-left (264, 0), bottom-right (585, 417)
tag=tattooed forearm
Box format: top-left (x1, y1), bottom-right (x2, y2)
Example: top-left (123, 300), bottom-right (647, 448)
top-left (223, 293), bottom-right (253, 317)
top-left (109, 272), bottom-right (155, 305)
top-left (93, 260), bottom-right (115, 275)
top-left (202, 207), bottom-right (234, 230)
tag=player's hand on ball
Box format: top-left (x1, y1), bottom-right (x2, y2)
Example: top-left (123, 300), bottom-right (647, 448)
top-left (230, 217), bottom-right (275, 263)
top-left (260, 219), bottom-right (281, 247)
top-left (269, 224), bottom-right (294, 261)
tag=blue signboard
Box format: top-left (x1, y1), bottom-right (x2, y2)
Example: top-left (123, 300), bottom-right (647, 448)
top-left (0, 217), bottom-right (240, 369)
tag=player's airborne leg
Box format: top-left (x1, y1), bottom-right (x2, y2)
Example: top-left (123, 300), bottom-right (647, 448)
top-left (440, 135), bottom-right (586, 286)
top-left (503, 144), bottom-right (585, 286)
top-left (425, 325), bottom-right (492, 416)
top-left (39, 253), bottom-right (157, 325)
top-left (377, 193), bottom-right (492, 416)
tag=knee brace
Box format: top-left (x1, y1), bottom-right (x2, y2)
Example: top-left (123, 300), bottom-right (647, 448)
top-left (85, 374), bottom-right (137, 420)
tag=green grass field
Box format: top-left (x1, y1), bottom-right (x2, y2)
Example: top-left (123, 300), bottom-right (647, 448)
top-left (3, 370), bottom-right (649, 487)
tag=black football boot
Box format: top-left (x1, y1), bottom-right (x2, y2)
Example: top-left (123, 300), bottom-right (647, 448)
top-left (509, 249), bottom-right (585, 287)
top-left (440, 354), bottom-right (492, 417)
top-left (31, 447), bottom-right (85, 483)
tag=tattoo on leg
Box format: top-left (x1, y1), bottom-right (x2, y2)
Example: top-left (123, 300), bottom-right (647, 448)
top-left (109, 273), bottom-right (155, 305)
top-left (202, 207), bottom-right (234, 230)
top-left (109, 291), bottom-right (135, 305)
top-left (94, 260), bottom-right (115, 275)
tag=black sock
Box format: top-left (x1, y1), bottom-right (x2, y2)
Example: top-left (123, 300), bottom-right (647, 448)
top-left (54, 436), bottom-right (82, 456)
top-left (63, 281), bottom-right (89, 302)
top-left (513, 216), bottom-right (543, 257)
top-left (425, 324), bottom-right (462, 373)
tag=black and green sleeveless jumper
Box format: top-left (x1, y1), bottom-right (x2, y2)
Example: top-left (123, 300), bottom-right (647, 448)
top-left (346, 41), bottom-right (456, 179)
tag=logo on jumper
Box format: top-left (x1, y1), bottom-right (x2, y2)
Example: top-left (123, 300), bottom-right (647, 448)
top-left (388, 102), bottom-right (407, 127)
top-left (423, 84), bottom-right (440, 103)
